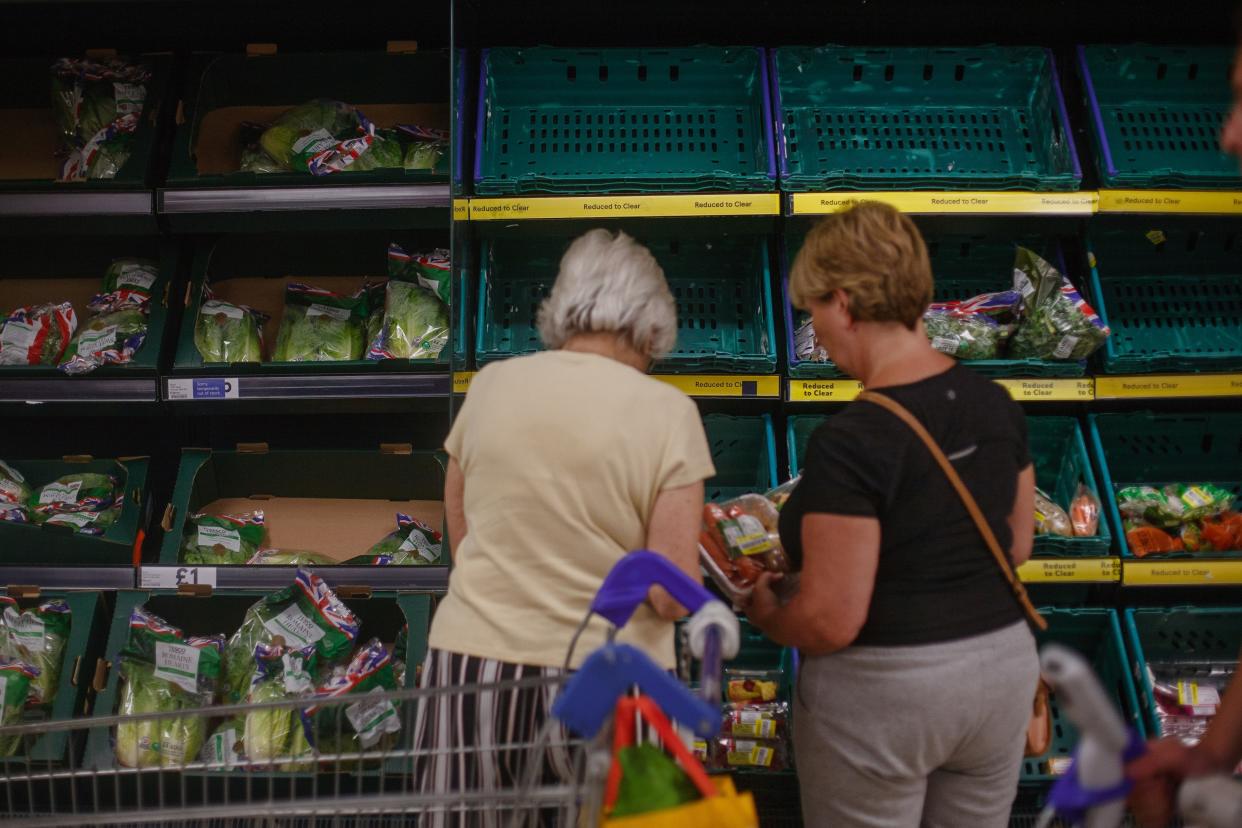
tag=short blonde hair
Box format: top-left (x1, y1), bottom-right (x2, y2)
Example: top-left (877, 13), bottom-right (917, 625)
top-left (537, 229), bottom-right (678, 358)
top-left (789, 202), bottom-right (932, 330)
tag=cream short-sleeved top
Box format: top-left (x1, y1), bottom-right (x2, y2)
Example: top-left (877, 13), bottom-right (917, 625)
top-left (429, 350), bottom-right (716, 670)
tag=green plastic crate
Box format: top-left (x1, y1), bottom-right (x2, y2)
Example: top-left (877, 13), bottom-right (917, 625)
top-left (172, 230), bottom-right (448, 373)
top-left (475, 234), bottom-right (776, 373)
top-left (784, 232), bottom-right (1085, 379)
top-left (788, 415), bottom-right (1109, 556)
top-left (1080, 45), bottom-right (1242, 189)
top-left (474, 47), bottom-right (776, 195)
top-left (0, 55), bottom-right (171, 191)
top-left (774, 46), bottom-right (1081, 192)
top-left (1021, 608), bottom-right (1144, 785)
top-left (1088, 227), bottom-right (1242, 374)
top-left (1125, 606), bottom-right (1242, 738)
top-left (0, 591), bottom-right (106, 767)
top-left (166, 51), bottom-right (450, 188)
top-left (0, 456), bottom-right (148, 566)
top-left (85, 588), bottom-right (432, 775)
top-left (1091, 412), bottom-right (1242, 559)
top-left (159, 447), bottom-right (445, 568)
top-left (703, 414), bottom-right (777, 502)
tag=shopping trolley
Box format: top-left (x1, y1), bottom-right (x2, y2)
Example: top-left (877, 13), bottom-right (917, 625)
top-left (0, 551), bottom-right (740, 827)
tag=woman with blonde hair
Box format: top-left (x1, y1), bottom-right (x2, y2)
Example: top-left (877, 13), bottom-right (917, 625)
top-left (414, 228), bottom-right (715, 826)
top-left (745, 202), bottom-right (1040, 827)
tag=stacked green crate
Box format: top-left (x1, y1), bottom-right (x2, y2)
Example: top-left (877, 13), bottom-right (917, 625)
top-left (703, 414), bottom-right (777, 502)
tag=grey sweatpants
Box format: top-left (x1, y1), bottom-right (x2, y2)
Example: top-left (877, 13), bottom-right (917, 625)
top-left (794, 621), bottom-right (1039, 828)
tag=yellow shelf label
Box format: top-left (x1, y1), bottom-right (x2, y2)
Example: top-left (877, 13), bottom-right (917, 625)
top-left (1018, 558), bottom-right (1121, 583)
top-left (469, 193), bottom-right (780, 220)
top-left (652, 375), bottom-right (780, 398)
top-left (1098, 190), bottom-right (1242, 215)
top-left (787, 379), bottom-right (864, 402)
top-left (452, 199), bottom-right (470, 221)
top-left (452, 371), bottom-right (476, 394)
top-left (1095, 374), bottom-right (1242, 400)
top-left (995, 378), bottom-right (1095, 402)
top-left (790, 191), bottom-right (1098, 216)
top-left (1124, 559), bottom-right (1242, 586)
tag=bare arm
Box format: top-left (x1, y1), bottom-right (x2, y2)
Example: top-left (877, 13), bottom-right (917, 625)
top-left (1008, 464), bottom-right (1035, 566)
top-left (747, 513), bottom-right (880, 656)
top-left (643, 480), bottom-right (705, 621)
top-left (444, 457), bottom-right (467, 563)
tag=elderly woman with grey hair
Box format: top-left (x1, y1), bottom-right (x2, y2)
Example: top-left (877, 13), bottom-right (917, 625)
top-left (413, 229), bottom-right (715, 826)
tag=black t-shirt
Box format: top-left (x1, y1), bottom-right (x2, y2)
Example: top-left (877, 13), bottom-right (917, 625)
top-left (779, 364), bottom-right (1031, 647)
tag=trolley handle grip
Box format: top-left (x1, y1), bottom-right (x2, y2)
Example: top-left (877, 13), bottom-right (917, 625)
top-left (590, 551), bottom-right (714, 629)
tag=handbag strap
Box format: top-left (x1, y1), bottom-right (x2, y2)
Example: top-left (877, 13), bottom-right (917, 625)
top-left (857, 390), bottom-right (1048, 632)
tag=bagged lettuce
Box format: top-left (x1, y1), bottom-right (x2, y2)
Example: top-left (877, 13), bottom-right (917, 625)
top-left (51, 57), bottom-right (149, 181)
top-left (181, 511), bottom-right (266, 565)
top-left (43, 504), bottom-right (119, 535)
top-left (388, 244), bottom-right (451, 306)
top-left (0, 661), bottom-right (37, 757)
top-left (0, 303), bottom-right (78, 366)
top-left (350, 514), bottom-right (443, 565)
top-left (29, 472), bottom-right (119, 522)
top-left (311, 638), bottom-right (401, 755)
top-left (194, 298), bottom-right (266, 364)
top-left (243, 642), bottom-right (318, 770)
top-left (59, 307), bottom-right (148, 374)
top-left (273, 283), bottom-right (366, 363)
top-left (1010, 247), bottom-right (1110, 361)
top-left (259, 100), bottom-right (357, 169)
top-left (398, 125), bottom-right (449, 173)
top-left (222, 570), bottom-right (359, 704)
top-left (924, 291), bottom-right (1021, 361)
top-left (0, 598), bottom-right (71, 708)
top-left (246, 549), bottom-right (335, 566)
top-left (1118, 484), bottom-right (1235, 529)
top-left (365, 280), bottom-right (448, 361)
top-left (115, 607), bottom-right (223, 768)
top-left (98, 259), bottom-right (159, 310)
top-left (0, 461), bottom-right (31, 510)
top-left (200, 716), bottom-right (247, 769)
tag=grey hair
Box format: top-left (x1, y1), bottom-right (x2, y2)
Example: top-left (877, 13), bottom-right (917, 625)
top-left (537, 229), bottom-right (678, 358)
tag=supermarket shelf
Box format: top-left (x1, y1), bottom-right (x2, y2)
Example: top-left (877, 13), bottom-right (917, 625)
top-left (0, 377), bottom-right (160, 404)
top-left (138, 564), bottom-right (448, 592)
top-left (788, 378), bottom-right (1095, 403)
top-left (1017, 558), bottom-right (1121, 584)
top-left (0, 191), bottom-right (153, 218)
top-left (163, 373), bottom-right (452, 402)
top-left (1098, 190), bottom-right (1242, 215)
top-left (1095, 374), bottom-right (1242, 400)
top-left (787, 191), bottom-right (1098, 217)
top-left (456, 371), bottom-right (780, 399)
top-left (159, 184), bottom-right (451, 214)
top-left (468, 193), bottom-right (781, 221)
top-left (0, 566), bottom-right (135, 590)
top-left (1124, 558), bottom-right (1242, 587)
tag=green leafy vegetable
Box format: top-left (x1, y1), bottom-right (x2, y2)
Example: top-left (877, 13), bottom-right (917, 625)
top-left (59, 308), bottom-right (148, 375)
top-left (0, 460), bottom-right (32, 510)
top-left (1010, 247), bottom-right (1110, 361)
top-left (245, 549), bottom-right (335, 566)
top-left (200, 716), bottom-right (247, 769)
top-left (102, 259), bottom-right (159, 298)
top-left (924, 309), bottom-right (1004, 360)
top-left (0, 598), bottom-right (71, 708)
top-left (243, 643), bottom-right (317, 770)
top-left (404, 139), bottom-right (447, 172)
top-left (0, 662), bottom-right (36, 757)
top-left (0, 303), bottom-right (78, 367)
top-left (259, 100), bottom-right (357, 169)
top-left (312, 638), bottom-right (400, 755)
top-left (181, 511), bottom-right (266, 565)
top-left (29, 472), bottom-right (119, 522)
top-left (194, 299), bottom-right (265, 364)
top-left (50, 57), bottom-right (150, 181)
top-left (349, 514), bottom-right (443, 565)
top-left (272, 284), bottom-right (366, 363)
top-left (365, 281), bottom-right (448, 361)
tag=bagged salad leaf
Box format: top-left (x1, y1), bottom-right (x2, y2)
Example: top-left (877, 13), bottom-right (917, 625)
top-left (59, 307), bottom-right (148, 374)
top-left (339, 131), bottom-right (404, 172)
top-left (200, 716), bottom-right (247, 770)
top-left (222, 570), bottom-right (359, 704)
top-left (1118, 484), bottom-right (1234, 529)
top-left (0, 461), bottom-right (32, 511)
top-left (388, 244), bottom-right (451, 306)
top-left (350, 514), bottom-right (443, 565)
top-left (258, 100), bottom-right (358, 170)
top-left (1010, 247), bottom-right (1110, 361)
top-left (0, 303), bottom-right (78, 366)
top-left (43, 504), bottom-right (120, 535)
top-left (194, 297), bottom-right (266, 364)
top-left (1034, 488), bottom-right (1073, 537)
top-left (29, 472), bottom-right (118, 522)
top-left (923, 291), bottom-right (1020, 361)
top-left (311, 638), bottom-right (401, 754)
top-left (273, 283), bottom-right (366, 362)
top-left (51, 57), bottom-right (149, 181)
top-left (115, 607), bottom-right (223, 768)
top-left (102, 259), bottom-right (159, 300)
top-left (365, 280), bottom-right (448, 361)
top-left (0, 598), bottom-right (71, 708)
top-left (181, 511), bottom-right (266, 565)
top-left (246, 549), bottom-right (335, 566)
top-left (398, 125), bottom-right (449, 173)
top-left (243, 642), bottom-right (318, 770)
top-left (0, 661), bottom-right (37, 757)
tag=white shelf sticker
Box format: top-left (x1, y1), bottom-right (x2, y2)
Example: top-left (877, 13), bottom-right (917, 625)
top-left (167, 378), bottom-right (240, 401)
top-left (140, 566), bottom-right (218, 589)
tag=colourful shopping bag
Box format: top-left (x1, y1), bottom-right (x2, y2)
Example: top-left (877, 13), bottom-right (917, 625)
top-left (600, 695), bottom-right (758, 828)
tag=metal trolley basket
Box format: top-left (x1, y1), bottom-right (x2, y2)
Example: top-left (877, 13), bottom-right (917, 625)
top-left (0, 553), bottom-right (740, 827)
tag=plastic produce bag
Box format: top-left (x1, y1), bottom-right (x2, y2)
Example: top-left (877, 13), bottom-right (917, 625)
top-left (792, 316), bottom-right (830, 363)
top-left (764, 477), bottom-right (799, 512)
top-left (115, 607), bottom-right (223, 768)
top-left (243, 642), bottom-right (318, 771)
top-left (200, 716), bottom-right (247, 769)
top-left (59, 307), bottom-right (148, 374)
top-left (312, 638), bottom-right (401, 754)
top-left (0, 461), bottom-right (32, 510)
top-left (259, 100), bottom-right (358, 169)
top-left (181, 511), bottom-right (266, 565)
top-left (1118, 484), bottom-right (1234, 528)
top-left (222, 570), bottom-right (359, 704)
top-left (721, 701), bottom-right (789, 740)
top-left (1071, 484), bottom-right (1101, 538)
top-left (1010, 247), bottom-right (1110, 361)
top-left (0, 661), bottom-right (37, 757)
top-left (245, 549), bottom-right (336, 566)
top-left (51, 57), bottom-right (149, 181)
top-left (398, 125), bottom-right (449, 173)
top-left (365, 280), bottom-right (448, 361)
top-left (388, 244), bottom-right (451, 306)
top-left (101, 259), bottom-right (159, 304)
top-left (0, 598), bottom-right (71, 708)
top-left (0, 303), bottom-right (78, 366)
top-left (273, 283), bottom-right (366, 363)
top-left (43, 504), bottom-right (119, 535)
top-left (29, 472), bottom-right (118, 522)
top-left (924, 307), bottom-right (1004, 360)
top-left (1034, 488), bottom-right (1073, 537)
top-left (194, 298), bottom-right (266, 364)
top-left (350, 513), bottom-right (443, 565)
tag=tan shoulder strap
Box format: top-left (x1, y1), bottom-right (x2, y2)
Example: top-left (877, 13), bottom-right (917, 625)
top-left (858, 390), bottom-right (1047, 632)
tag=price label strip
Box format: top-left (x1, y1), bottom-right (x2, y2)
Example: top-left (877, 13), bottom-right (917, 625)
top-left (1095, 374), bottom-right (1242, 400)
top-left (1017, 558), bottom-right (1121, 583)
top-left (1124, 559), bottom-right (1242, 587)
top-left (653, 375), bottom-right (780, 399)
top-left (788, 378), bottom-right (1093, 403)
top-left (140, 566), bottom-right (218, 589)
top-left (790, 191), bottom-right (1098, 216)
top-left (469, 193), bottom-right (781, 221)
top-left (1098, 190), bottom-right (1242, 215)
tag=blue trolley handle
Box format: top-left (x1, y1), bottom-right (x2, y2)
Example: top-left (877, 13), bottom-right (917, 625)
top-left (589, 550), bottom-right (716, 628)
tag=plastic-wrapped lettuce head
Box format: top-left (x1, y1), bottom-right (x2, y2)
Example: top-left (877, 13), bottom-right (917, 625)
top-left (29, 472), bottom-right (118, 522)
top-left (1, 598), bottom-right (72, 708)
top-left (366, 282), bottom-right (448, 361)
top-left (345, 133), bottom-right (404, 172)
top-left (243, 643), bottom-right (317, 770)
top-left (0, 662), bottom-right (36, 757)
top-left (273, 284), bottom-right (366, 363)
top-left (181, 511), bottom-right (266, 565)
top-left (260, 100), bottom-right (357, 168)
top-left (194, 300), bottom-right (265, 364)
top-left (59, 308), bottom-right (149, 375)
